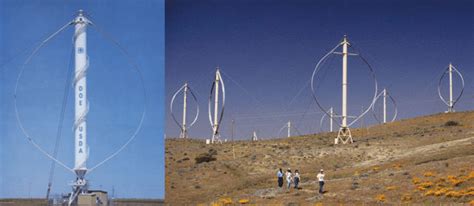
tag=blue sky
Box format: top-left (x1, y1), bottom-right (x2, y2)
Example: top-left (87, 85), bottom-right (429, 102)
top-left (166, 0), bottom-right (474, 140)
top-left (1, 0), bottom-right (164, 199)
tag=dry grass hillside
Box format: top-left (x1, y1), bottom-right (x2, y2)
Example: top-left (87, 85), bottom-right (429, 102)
top-left (0, 199), bottom-right (164, 206)
top-left (165, 111), bottom-right (474, 205)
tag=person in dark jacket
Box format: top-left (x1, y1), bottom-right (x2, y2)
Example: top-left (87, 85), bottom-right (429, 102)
top-left (277, 168), bottom-right (284, 188)
top-left (293, 169), bottom-right (300, 189)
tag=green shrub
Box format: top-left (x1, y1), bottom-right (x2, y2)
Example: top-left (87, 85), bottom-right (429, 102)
top-left (444, 120), bottom-right (459, 127)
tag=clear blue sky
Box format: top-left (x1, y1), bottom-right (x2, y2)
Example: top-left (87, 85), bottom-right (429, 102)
top-left (166, 0), bottom-right (474, 140)
top-left (1, 0), bottom-right (164, 199)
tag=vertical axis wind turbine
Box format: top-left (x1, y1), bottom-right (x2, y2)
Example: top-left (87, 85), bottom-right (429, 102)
top-left (209, 67), bottom-right (225, 143)
top-left (14, 9), bottom-right (148, 205)
top-left (311, 35), bottom-right (378, 145)
top-left (438, 63), bottom-right (464, 113)
top-left (319, 107), bottom-right (334, 132)
top-left (278, 121), bottom-right (292, 138)
top-left (170, 82), bottom-right (199, 139)
top-left (372, 88), bottom-right (398, 124)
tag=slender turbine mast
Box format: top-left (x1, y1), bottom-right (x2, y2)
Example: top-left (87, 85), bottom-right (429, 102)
top-left (181, 82), bottom-right (188, 138)
top-left (448, 63), bottom-right (454, 112)
top-left (287, 121), bottom-right (291, 138)
top-left (213, 70), bottom-right (220, 142)
top-left (209, 67), bottom-right (225, 143)
top-left (383, 89), bottom-right (387, 123)
top-left (71, 10), bottom-right (90, 205)
top-left (329, 107), bottom-right (334, 132)
top-left (212, 69), bottom-right (220, 143)
top-left (336, 36), bottom-right (353, 144)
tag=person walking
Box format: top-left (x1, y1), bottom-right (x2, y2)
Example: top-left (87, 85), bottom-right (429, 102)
top-left (286, 169), bottom-right (293, 189)
top-left (317, 169), bottom-right (325, 194)
top-left (277, 168), bottom-right (284, 188)
top-left (293, 170), bottom-right (300, 189)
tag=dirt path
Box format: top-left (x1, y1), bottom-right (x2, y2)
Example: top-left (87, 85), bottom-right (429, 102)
top-left (355, 135), bottom-right (474, 167)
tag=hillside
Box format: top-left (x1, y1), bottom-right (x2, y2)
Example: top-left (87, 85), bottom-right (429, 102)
top-left (0, 198), bottom-right (164, 206)
top-left (165, 111), bottom-right (474, 205)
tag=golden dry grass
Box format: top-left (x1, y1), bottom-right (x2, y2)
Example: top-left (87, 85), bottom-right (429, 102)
top-left (166, 111), bottom-right (474, 204)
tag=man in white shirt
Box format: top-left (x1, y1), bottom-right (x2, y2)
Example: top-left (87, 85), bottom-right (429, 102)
top-left (286, 169), bottom-right (293, 189)
top-left (317, 169), bottom-right (325, 194)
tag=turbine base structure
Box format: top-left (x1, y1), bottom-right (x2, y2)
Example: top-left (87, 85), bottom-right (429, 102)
top-left (179, 130), bottom-right (188, 139)
top-left (68, 178), bottom-right (88, 206)
top-left (211, 132), bottom-right (222, 144)
top-left (251, 131), bottom-right (258, 141)
top-left (336, 127), bottom-right (352, 144)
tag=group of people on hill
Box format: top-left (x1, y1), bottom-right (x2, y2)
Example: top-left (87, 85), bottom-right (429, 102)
top-left (277, 168), bottom-right (301, 189)
top-left (277, 168), bottom-right (325, 194)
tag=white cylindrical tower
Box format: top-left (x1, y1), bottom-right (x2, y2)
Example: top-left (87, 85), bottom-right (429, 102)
top-left (335, 36), bottom-right (353, 144)
top-left (73, 10), bottom-right (89, 178)
top-left (383, 89), bottom-right (387, 123)
top-left (181, 82), bottom-right (188, 138)
top-left (341, 36), bottom-right (348, 128)
top-left (449, 63), bottom-right (453, 112)
top-left (329, 107), bottom-right (333, 132)
top-left (287, 121), bottom-right (291, 138)
top-left (212, 69), bottom-right (221, 143)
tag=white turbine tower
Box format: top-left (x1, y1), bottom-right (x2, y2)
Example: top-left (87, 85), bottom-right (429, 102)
top-left (72, 10), bottom-right (90, 202)
top-left (337, 36), bottom-right (352, 144)
top-left (209, 67), bottom-right (225, 144)
top-left (383, 89), bottom-right (387, 123)
top-left (287, 121), bottom-right (291, 138)
top-left (448, 63), bottom-right (454, 112)
top-left (182, 83), bottom-right (188, 138)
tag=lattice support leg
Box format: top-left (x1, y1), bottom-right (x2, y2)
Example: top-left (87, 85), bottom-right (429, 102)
top-left (336, 127), bottom-right (353, 144)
